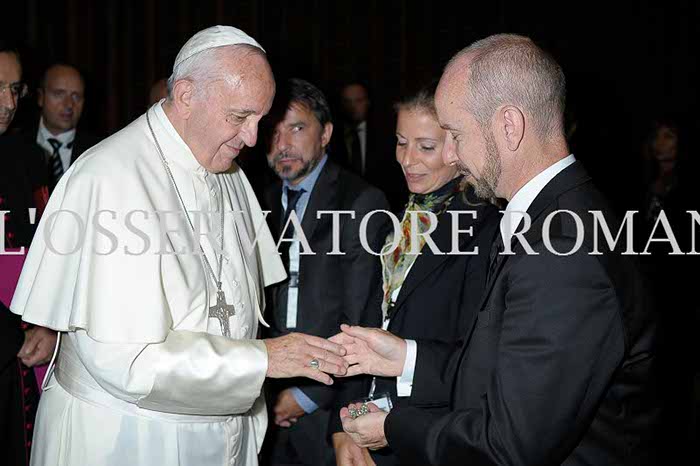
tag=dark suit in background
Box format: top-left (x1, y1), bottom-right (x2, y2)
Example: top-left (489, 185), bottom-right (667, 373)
top-left (0, 132), bottom-right (46, 466)
top-left (64, 129), bottom-right (101, 164)
top-left (0, 132), bottom-right (48, 245)
top-left (386, 162), bottom-right (659, 466)
top-left (262, 159), bottom-right (390, 465)
top-left (31, 123), bottom-right (101, 191)
top-left (331, 119), bottom-right (407, 212)
top-left (331, 187), bottom-right (500, 466)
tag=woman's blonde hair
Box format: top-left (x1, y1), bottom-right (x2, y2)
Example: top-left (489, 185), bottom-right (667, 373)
top-left (394, 81), bottom-right (501, 207)
top-left (393, 80), bottom-right (439, 119)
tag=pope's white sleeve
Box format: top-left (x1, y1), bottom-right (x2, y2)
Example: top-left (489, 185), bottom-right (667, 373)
top-left (72, 329), bottom-right (268, 415)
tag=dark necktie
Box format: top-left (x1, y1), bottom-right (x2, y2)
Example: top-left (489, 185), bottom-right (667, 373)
top-left (348, 127), bottom-right (363, 175)
top-left (280, 187), bottom-right (305, 271)
top-left (47, 138), bottom-right (64, 187)
top-left (486, 232), bottom-right (505, 285)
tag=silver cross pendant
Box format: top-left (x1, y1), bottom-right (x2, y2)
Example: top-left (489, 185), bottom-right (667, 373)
top-left (209, 289), bottom-right (236, 337)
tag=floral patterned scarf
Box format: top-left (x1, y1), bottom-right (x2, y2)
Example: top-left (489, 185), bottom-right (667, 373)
top-left (380, 176), bottom-right (463, 320)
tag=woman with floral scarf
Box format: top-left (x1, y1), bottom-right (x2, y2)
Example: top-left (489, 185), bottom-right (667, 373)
top-left (332, 82), bottom-right (500, 466)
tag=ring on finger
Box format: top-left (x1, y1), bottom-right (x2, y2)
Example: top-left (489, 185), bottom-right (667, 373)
top-left (349, 403), bottom-right (369, 419)
top-left (309, 358), bottom-right (320, 369)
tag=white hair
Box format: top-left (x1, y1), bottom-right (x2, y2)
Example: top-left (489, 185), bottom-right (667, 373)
top-left (166, 44), bottom-right (264, 99)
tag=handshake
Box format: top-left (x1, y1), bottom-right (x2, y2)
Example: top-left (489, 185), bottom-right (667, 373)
top-left (263, 324), bottom-right (408, 385)
top-left (264, 325), bottom-right (407, 458)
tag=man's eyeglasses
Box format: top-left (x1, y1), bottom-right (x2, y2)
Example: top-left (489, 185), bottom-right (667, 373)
top-left (0, 83), bottom-right (29, 99)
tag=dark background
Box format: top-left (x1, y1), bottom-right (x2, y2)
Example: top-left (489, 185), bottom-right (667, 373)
top-left (7, 1), bottom-right (699, 124)
top-left (3, 0), bottom-right (699, 455)
top-left (5, 0), bottom-right (699, 205)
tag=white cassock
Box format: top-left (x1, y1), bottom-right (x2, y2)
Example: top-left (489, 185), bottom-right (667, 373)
top-left (10, 101), bottom-right (286, 466)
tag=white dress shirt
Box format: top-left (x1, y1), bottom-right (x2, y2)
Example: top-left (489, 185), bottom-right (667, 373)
top-left (36, 117), bottom-right (76, 171)
top-left (500, 154), bottom-right (576, 244)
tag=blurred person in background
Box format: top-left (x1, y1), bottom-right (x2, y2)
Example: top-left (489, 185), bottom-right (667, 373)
top-left (636, 116), bottom-right (697, 463)
top-left (33, 63), bottom-right (100, 192)
top-left (333, 81), bottom-right (406, 210)
top-left (0, 38), bottom-right (56, 466)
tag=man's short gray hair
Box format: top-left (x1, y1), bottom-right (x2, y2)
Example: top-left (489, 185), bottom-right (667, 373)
top-left (166, 44), bottom-right (264, 99)
top-left (449, 34), bottom-right (566, 137)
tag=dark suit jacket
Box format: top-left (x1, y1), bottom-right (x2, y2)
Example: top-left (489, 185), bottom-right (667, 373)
top-left (330, 187), bottom-right (500, 465)
top-left (263, 160), bottom-right (390, 406)
top-left (261, 160), bottom-right (390, 465)
top-left (1, 131), bottom-right (47, 365)
top-left (0, 133), bottom-right (43, 466)
top-left (30, 125), bottom-right (101, 188)
top-left (67, 129), bottom-right (101, 165)
top-left (265, 160), bottom-right (389, 354)
top-left (0, 132), bottom-right (48, 246)
top-left (330, 119), bottom-right (407, 211)
top-left (385, 161), bottom-right (659, 466)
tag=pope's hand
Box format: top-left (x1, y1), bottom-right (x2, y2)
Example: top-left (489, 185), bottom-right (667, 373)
top-left (273, 388), bottom-right (306, 427)
top-left (340, 402), bottom-right (388, 450)
top-left (264, 332), bottom-right (348, 385)
top-left (330, 324), bottom-right (406, 377)
top-left (18, 326), bottom-right (57, 367)
top-left (333, 432), bottom-right (376, 466)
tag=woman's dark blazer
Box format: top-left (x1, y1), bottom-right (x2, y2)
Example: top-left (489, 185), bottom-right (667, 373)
top-left (330, 185), bottom-right (500, 465)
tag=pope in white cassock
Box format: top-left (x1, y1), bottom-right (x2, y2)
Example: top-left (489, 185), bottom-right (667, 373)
top-left (9, 26), bottom-right (349, 466)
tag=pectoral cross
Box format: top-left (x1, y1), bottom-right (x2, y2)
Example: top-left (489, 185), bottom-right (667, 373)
top-left (209, 289), bottom-right (236, 337)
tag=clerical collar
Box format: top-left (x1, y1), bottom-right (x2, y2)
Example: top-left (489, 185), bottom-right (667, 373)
top-left (151, 101), bottom-right (207, 175)
top-left (38, 117), bottom-right (76, 147)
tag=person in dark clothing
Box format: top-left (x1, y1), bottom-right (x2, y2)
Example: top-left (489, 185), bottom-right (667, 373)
top-left (635, 117), bottom-right (697, 463)
top-left (332, 81), bottom-right (407, 211)
top-left (1, 39), bottom-right (57, 466)
top-left (331, 82), bottom-right (499, 466)
top-left (335, 34), bottom-right (659, 466)
top-left (260, 78), bottom-right (389, 466)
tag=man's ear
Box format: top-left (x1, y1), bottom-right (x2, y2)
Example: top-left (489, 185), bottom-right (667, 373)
top-left (170, 79), bottom-right (196, 119)
top-left (37, 88), bottom-right (44, 108)
top-left (321, 122), bottom-right (334, 149)
top-left (499, 105), bottom-right (525, 152)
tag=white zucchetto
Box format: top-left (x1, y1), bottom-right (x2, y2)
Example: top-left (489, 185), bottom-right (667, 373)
top-left (173, 25), bottom-right (265, 70)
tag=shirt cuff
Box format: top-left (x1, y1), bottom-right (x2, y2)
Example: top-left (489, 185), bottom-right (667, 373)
top-left (396, 339), bottom-right (417, 397)
top-left (290, 387), bottom-right (319, 414)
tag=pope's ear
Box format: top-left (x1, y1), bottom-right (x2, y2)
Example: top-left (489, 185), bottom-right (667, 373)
top-left (170, 79), bottom-right (196, 119)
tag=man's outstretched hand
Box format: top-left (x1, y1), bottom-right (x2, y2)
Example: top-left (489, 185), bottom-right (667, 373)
top-left (264, 332), bottom-right (348, 385)
top-left (330, 324), bottom-right (407, 377)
